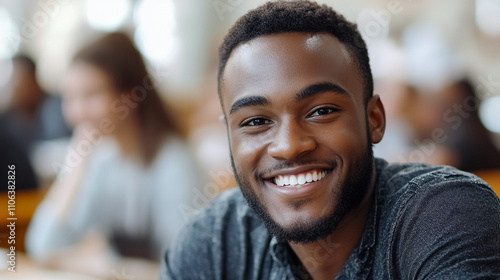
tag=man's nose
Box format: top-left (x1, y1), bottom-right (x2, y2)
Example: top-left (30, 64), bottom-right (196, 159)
top-left (267, 119), bottom-right (317, 161)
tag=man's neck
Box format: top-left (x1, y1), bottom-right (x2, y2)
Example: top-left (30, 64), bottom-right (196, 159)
top-left (289, 170), bottom-right (376, 280)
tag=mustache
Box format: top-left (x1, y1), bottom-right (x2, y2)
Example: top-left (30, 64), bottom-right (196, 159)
top-left (255, 159), bottom-right (338, 180)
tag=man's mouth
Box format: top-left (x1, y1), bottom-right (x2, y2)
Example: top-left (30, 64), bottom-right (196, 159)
top-left (273, 169), bottom-right (329, 188)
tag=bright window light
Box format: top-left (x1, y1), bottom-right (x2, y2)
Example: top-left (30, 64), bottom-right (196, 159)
top-left (133, 0), bottom-right (178, 63)
top-left (86, 0), bottom-right (131, 31)
top-left (476, 0), bottom-right (500, 36)
top-left (0, 8), bottom-right (19, 60)
top-left (479, 96), bottom-right (500, 133)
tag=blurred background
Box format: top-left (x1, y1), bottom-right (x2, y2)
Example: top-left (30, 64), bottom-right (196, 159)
top-left (0, 0), bottom-right (499, 279)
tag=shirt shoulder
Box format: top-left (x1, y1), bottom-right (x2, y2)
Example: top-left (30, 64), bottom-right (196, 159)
top-left (163, 188), bottom-right (269, 280)
top-left (373, 159), bottom-right (500, 279)
top-left (374, 158), bottom-right (496, 201)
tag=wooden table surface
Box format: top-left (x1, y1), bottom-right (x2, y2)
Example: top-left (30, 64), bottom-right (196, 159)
top-left (0, 251), bottom-right (100, 279)
top-left (0, 189), bottom-right (46, 252)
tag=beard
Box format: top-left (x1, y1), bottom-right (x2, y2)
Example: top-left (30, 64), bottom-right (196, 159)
top-left (231, 132), bottom-right (374, 244)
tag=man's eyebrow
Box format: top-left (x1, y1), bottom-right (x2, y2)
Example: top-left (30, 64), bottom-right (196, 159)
top-left (228, 82), bottom-right (347, 115)
top-left (296, 82), bottom-right (349, 102)
top-left (229, 96), bottom-right (270, 115)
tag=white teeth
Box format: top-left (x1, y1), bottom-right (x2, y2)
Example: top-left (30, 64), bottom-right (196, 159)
top-left (298, 174), bottom-right (306, 185)
top-left (274, 170), bottom-right (328, 188)
top-left (305, 173), bottom-right (312, 183)
top-left (312, 171), bottom-right (318, 181)
top-left (275, 175), bottom-right (282, 186)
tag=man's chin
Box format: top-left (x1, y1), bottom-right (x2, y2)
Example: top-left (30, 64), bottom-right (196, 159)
top-left (269, 213), bottom-right (341, 244)
top-left (240, 180), bottom-right (343, 243)
top-left (269, 203), bottom-right (335, 231)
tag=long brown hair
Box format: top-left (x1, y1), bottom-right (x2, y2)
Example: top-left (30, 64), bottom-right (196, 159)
top-left (73, 32), bottom-right (179, 165)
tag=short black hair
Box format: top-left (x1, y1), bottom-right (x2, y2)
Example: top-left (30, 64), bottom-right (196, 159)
top-left (218, 0), bottom-right (373, 106)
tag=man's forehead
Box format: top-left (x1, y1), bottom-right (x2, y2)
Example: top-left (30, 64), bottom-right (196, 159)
top-left (220, 32), bottom-right (357, 101)
top-left (226, 32), bottom-right (351, 69)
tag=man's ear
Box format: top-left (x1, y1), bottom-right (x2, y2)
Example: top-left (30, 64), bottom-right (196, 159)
top-left (219, 114), bottom-right (227, 125)
top-left (367, 95), bottom-right (386, 144)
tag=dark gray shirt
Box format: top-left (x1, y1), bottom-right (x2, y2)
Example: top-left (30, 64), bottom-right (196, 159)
top-left (161, 159), bottom-right (500, 279)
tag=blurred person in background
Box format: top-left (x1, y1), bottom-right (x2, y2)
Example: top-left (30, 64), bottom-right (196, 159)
top-left (0, 55), bottom-right (71, 187)
top-left (397, 85), bottom-right (441, 143)
top-left (1, 55), bottom-right (71, 147)
top-left (397, 78), bottom-right (500, 171)
top-left (0, 121), bottom-right (38, 190)
top-left (395, 84), bottom-right (456, 166)
top-left (437, 78), bottom-right (500, 171)
top-left (26, 32), bottom-right (205, 279)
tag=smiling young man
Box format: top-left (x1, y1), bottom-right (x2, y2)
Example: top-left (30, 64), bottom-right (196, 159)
top-left (161, 1), bottom-right (500, 279)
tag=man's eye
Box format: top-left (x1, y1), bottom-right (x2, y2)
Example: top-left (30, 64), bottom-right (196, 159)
top-left (309, 107), bottom-right (339, 117)
top-left (242, 118), bottom-right (271, 127)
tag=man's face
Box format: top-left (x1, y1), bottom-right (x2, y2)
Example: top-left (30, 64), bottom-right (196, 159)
top-left (221, 32), bottom-right (383, 243)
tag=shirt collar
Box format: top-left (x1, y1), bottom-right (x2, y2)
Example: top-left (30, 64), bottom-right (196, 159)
top-left (339, 159), bottom-right (385, 279)
top-left (270, 236), bottom-right (289, 266)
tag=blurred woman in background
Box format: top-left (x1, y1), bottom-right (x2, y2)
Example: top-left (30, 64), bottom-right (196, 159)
top-left (26, 32), bottom-right (205, 279)
top-left (437, 78), bottom-right (500, 171)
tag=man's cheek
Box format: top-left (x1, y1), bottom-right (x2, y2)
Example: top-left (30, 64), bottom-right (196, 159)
top-left (324, 126), bottom-right (362, 153)
top-left (231, 142), bottom-right (254, 173)
top-left (234, 138), bottom-right (264, 160)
